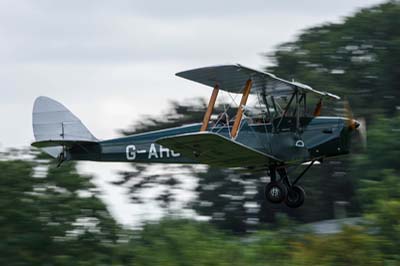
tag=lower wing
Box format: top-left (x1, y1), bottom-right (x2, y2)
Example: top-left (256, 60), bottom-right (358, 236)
top-left (156, 132), bottom-right (281, 168)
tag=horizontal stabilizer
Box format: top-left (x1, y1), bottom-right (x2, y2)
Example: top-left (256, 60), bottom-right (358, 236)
top-left (156, 132), bottom-right (281, 168)
top-left (32, 140), bottom-right (98, 148)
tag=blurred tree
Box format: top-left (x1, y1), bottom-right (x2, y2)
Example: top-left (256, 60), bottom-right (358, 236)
top-left (0, 152), bottom-right (120, 265)
top-left (266, 1), bottom-right (400, 119)
top-left (291, 226), bottom-right (383, 266)
top-left (121, 218), bottom-right (291, 266)
top-left (117, 217), bottom-right (389, 266)
top-left (366, 198), bottom-right (400, 262)
top-left (352, 114), bottom-right (400, 261)
top-left (353, 114), bottom-right (400, 184)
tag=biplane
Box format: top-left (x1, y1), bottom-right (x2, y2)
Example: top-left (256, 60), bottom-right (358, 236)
top-left (32, 64), bottom-right (363, 208)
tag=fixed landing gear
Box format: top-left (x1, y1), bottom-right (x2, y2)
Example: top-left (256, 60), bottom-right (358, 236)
top-left (264, 161), bottom-right (315, 208)
top-left (265, 181), bottom-right (287, 204)
top-left (56, 146), bottom-right (67, 168)
top-left (56, 152), bottom-right (65, 168)
top-left (285, 185), bottom-right (305, 208)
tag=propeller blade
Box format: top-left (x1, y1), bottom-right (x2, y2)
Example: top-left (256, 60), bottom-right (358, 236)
top-left (358, 117), bottom-right (367, 149)
top-left (343, 99), bottom-right (367, 150)
top-left (343, 99), bottom-right (358, 130)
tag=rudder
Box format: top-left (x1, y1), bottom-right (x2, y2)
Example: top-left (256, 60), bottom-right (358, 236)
top-left (32, 96), bottom-right (98, 158)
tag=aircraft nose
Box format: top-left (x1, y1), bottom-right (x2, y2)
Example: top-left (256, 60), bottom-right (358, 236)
top-left (343, 118), bottom-right (367, 150)
top-left (348, 119), bottom-right (360, 130)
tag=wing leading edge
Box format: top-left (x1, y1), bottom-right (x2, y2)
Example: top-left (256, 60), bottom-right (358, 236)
top-left (156, 132), bottom-right (281, 168)
top-left (176, 64), bottom-right (340, 100)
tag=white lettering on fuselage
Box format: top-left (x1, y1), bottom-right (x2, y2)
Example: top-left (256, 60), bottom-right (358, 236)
top-left (171, 150), bottom-right (181, 157)
top-left (159, 145), bottom-right (170, 158)
top-left (126, 145), bottom-right (136, 160)
top-left (148, 144), bottom-right (158, 159)
top-left (125, 144), bottom-right (181, 161)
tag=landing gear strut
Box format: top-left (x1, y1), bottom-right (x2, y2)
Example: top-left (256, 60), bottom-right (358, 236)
top-left (264, 161), bottom-right (316, 208)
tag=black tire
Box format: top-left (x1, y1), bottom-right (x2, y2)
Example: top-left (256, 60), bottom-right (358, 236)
top-left (265, 181), bottom-right (287, 204)
top-left (284, 185), bottom-right (305, 208)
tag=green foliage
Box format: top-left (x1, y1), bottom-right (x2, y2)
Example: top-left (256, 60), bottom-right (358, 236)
top-left (266, 1), bottom-right (400, 119)
top-left (366, 199), bottom-right (400, 262)
top-left (347, 112), bottom-right (400, 262)
top-left (120, 218), bottom-right (291, 266)
top-left (0, 154), bottom-right (120, 265)
top-left (353, 114), bottom-right (400, 181)
top-left (291, 226), bottom-right (383, 266)
top-left (117, 218), bottom-right (388, 266)
top-left (0, 160), bottom-right (41, 264)
top-left (131, 219), bottom-right (245, 266)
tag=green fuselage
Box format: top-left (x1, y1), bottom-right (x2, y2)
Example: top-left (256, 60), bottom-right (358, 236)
top-left (68, 116), bottom-right (352, 166)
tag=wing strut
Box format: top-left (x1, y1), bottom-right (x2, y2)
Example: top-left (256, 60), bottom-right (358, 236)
top-left (200, 84), bottom-right (219, 131)
top-left (231, 79), bottom-right (252, 138)
top-left (313, 98), bottom-right (323, 116)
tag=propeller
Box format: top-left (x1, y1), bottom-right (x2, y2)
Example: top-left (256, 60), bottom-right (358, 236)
top-left (343, 99), bottom-right (367, 149)
top-left (357, 117), bottom-right (367, 149)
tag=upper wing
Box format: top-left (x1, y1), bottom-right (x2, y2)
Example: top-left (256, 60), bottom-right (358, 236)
top-left (176, 64), bottom-right (340, 100)
top-left (156, 132), bottom-right (281, 168)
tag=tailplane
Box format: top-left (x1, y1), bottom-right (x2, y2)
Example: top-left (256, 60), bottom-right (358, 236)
top-left (32, 96), bottom-right (98, 159)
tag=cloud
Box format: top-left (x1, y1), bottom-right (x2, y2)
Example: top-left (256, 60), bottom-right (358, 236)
top-left (0, 0), bottom-right (385, 64)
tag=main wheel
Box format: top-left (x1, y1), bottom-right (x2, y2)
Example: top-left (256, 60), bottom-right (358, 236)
top-left (264, 181), bottom-right (287, 204)
top-left (284, 185), bottom-right (305, 208)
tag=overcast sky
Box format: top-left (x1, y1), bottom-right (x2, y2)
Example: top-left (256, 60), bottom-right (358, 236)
top-left (0, 0), bottom-right (385, 225)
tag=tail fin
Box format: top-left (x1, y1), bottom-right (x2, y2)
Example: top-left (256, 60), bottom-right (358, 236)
top-left (32, 96), bottom-right (98, 158)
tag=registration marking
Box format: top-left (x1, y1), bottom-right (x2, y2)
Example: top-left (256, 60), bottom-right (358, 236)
top-left (126, 144), bottom-right (181, 161)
